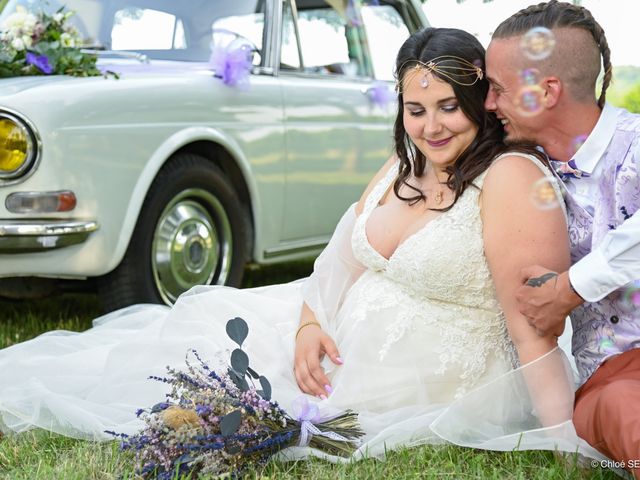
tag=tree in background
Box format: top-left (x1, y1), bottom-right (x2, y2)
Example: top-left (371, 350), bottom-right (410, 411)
top-left (622, 83), bottom-right (640, 113)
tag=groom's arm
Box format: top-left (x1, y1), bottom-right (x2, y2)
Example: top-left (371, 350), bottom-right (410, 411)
top-left (517, 210), bottom-right (640, 335)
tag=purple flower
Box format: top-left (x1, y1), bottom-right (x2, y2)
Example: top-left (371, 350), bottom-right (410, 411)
top-left (25, 52), bottom-right (53, 74)
top-left (209, 43), bottom-right (252, 88)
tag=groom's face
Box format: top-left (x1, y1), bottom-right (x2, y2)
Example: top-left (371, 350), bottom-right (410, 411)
top-left (484, 38), bottom-right (543, 143)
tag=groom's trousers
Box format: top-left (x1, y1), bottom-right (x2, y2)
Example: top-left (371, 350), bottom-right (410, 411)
top-left (573, 348), bottom-right (640, 479)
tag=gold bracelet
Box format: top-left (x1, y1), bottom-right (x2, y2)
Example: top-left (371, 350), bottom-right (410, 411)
top-left (295, 321), bottom-right (320, 340)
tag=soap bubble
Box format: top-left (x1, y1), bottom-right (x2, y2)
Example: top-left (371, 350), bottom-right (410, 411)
top-left (530, 177), bottom-right (560, 210)
top-left (517, 85), bottom-right (545, 116)
top-left (519, 68), bottom-right (540, 86)
top-left (620, 280), bottom-right (640, 313)
top-left (521, 27), bottom-right (556, 60)
top-left (568, 134), bottom-right (588, 157)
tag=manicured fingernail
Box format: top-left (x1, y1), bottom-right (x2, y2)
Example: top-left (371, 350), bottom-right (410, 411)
top-left (336, 356), bottom-right (344, 364)
top-left (320, 394), bottom-right (328, 400)
top-left (324, 384), bottom-right (333, 394)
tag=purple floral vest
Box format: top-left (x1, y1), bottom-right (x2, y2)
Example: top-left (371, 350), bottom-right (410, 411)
top-left (567, 109), bottom-right (640, 385)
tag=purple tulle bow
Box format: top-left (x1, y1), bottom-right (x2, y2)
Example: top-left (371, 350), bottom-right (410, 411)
top-left (366, 81), bottom-right (395, 110)
top-left (209, 43), bottom-right (253, 88)
top-left (291, 396), bottom-right (350, 448)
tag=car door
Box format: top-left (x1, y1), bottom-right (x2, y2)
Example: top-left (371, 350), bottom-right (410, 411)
top-left (277, 0), bottom-right (420, 249)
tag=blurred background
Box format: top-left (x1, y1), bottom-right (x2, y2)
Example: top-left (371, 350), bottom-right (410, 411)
top-left (422, 0), bottom-right (640, 111)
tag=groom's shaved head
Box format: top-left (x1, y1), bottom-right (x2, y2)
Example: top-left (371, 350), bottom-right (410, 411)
top-left (490, 28), bottom-right (600, 104)
top-left (491, 0), bottom-right (611, 108)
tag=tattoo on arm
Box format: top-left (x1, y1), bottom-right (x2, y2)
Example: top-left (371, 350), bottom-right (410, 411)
top-left (526, 272), bottom-right (558, 287)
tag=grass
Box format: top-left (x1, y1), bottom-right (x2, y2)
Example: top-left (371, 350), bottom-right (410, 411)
top-left (0, 261), bottom-right (619, 479)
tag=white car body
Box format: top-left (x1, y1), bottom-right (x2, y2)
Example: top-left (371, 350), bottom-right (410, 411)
top-left (0, 0), bottom-right (427, 309)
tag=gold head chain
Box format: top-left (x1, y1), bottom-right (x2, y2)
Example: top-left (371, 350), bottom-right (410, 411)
top-left (395, 55), bottom-right (484, 93)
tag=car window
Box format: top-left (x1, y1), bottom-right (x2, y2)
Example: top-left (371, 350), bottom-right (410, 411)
top-left (361, 4), bottom-right (410, 81)
top-left (212, 12), bottom-right (264, 67)
top-left (111, 8), bottom-right (186, 50)
top-left (0, 0), bottom-right (267, 63)
top-left (281, 0), bottom-right (369, 77)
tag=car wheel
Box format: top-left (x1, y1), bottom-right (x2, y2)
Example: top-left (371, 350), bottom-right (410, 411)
top-left (98, 153), bottom-right (251, 311)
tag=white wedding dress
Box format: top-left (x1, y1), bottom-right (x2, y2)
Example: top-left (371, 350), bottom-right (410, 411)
top-left (0, 155), bottom-right (606, 463)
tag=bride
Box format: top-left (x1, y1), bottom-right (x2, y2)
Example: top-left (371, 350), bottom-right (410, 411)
top-left (0, 27), bottom-right (605, 462)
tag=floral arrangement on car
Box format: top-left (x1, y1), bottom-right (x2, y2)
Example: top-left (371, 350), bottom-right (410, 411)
top-left (0, 5), bottom-right (104, 78)
top-left (107, 317), bottom-right (363, 479)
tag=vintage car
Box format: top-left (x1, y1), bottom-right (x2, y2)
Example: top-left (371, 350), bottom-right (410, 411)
top-left (0, 0), bottom-right (427, 310)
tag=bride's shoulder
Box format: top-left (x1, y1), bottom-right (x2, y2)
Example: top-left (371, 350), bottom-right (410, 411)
top-left (487, 151), bottom-right (551, 176)
top-left (482, 152), bottom-right (551, 189)
top-left (355, 155), bottom-right (399, 216)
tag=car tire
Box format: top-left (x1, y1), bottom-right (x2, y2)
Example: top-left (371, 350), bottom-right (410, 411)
top-left (98, 152), bottom-right (251, 312)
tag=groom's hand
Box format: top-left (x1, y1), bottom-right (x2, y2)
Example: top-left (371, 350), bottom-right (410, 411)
top-left (516, 265), bottom-right (583, 336)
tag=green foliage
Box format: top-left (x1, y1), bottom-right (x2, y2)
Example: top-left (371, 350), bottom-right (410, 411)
top-left (621, 83), bottom-right (640, 113)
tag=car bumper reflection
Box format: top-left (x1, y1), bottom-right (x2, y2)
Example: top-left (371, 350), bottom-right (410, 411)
top-left (0, 219), bottom-right (98, 252)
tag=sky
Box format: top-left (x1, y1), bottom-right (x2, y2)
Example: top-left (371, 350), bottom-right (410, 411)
top-left (422, 0), bottom-right (640, 67)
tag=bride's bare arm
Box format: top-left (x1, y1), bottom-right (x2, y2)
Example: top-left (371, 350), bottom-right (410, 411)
top-left (295, 155), bottom-right (397, 397)
top-left (481, 155), bottom-right (574, 426)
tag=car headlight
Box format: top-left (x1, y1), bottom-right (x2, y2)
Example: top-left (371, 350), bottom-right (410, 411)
top-left (0, 111), bottom-right (38, 182)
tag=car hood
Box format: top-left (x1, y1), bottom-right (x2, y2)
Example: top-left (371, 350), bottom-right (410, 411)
top-left (0, 75), bottom-right (79, 96)
top-left (0, 60), bottom-right (215, 98)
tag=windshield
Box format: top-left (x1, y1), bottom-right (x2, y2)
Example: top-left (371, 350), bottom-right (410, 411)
top-left (0, 0), bottom-right (266, 63)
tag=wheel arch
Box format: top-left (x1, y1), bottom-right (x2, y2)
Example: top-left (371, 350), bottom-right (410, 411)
top-left (105, 127), bottom-right (261, 274)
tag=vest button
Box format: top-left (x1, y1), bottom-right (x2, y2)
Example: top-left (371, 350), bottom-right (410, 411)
top-left (610, 315), bottom-right (620, 324)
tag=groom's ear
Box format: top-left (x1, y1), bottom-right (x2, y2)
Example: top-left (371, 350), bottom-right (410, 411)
top-left (541, 76), bottom-right (562, 109)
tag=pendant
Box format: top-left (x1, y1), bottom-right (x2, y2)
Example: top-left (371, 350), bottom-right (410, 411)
top-left (434, 191), bottom-right (443, 205)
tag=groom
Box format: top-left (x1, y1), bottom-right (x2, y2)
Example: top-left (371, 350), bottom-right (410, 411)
top-left (484, 0), bottom-right (640, 476)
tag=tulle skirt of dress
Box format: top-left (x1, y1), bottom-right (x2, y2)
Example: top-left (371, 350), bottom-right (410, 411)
top-left (0, 280), bottom-right (607, 464)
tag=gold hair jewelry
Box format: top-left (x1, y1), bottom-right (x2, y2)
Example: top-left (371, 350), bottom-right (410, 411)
top-left (295, 321), bottom-right (321, 340)
top-left (396, 55), bottom-right (484, 93)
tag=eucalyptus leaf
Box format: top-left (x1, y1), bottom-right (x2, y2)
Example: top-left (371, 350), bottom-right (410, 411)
top-left (220, 409), bottom-right (242, 436)
top-left (226, 443), bottom-right (241, 454)
top-left (0, 50), bottom-right (15, 62)
top-left (225, 317), bottom-right (248, 347)
top-left (227, 368), bottom-right (249, 392)
top-left (230, 349), bottom-right (249, 377)
top-left (258, 376), bottom-right (272, 400)
top-left (150, 402), bottom-right (169, 413)
top-left (174, 453), bottom-right (194, 466)
top-left (246, 366), bottom-right (260, 379)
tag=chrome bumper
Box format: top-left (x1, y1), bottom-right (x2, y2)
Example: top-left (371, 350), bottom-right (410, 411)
top-left (0, 219), bottom-right (98, 252)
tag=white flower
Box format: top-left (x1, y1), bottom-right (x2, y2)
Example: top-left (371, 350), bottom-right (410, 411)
top-left (53, 12), bottom-right (64, 24)
top-left (10, 37), bottom-right (24, 51)
top-left (2, 6), bottom-right (37, 40)
top-left (60, 32), bottom-right (76, 48)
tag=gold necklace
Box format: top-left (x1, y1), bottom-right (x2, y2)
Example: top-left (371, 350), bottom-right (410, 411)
top-left (434, 190), bottom-right (444, 205)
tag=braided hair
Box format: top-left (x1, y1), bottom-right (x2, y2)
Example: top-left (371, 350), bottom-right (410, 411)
top-left (492, 0), bottom-right (611, 108)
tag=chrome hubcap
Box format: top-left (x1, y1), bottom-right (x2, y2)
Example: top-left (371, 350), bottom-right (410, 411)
top-left (152, 188), bottom-right (232, 304)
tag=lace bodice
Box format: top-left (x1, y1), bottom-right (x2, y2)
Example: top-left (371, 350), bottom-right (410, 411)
top-left (349, 160), bottom-right (519, 397)
top-left (352, 162), bottom-right (500, 310)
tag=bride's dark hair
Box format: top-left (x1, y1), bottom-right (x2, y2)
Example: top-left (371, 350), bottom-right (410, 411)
top-left (392, 27), bottom-right (546, 210)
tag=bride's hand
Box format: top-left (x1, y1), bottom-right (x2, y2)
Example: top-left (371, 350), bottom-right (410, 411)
top-left (294, 325), bottom-right (342, 398)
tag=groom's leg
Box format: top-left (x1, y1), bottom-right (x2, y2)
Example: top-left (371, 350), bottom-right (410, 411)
top-left (573, 349), bottom-right (640, 479)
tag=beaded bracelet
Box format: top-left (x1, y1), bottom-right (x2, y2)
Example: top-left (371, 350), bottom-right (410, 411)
top-left (295, 321), bottom-right (321, 340)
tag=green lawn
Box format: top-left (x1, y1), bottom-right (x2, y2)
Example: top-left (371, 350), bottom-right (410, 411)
top-left (0, 261), bottom-right (619, 479)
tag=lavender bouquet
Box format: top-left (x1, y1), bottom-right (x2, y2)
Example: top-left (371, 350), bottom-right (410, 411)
top-left (108, 317), bottom-right (363, 479)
